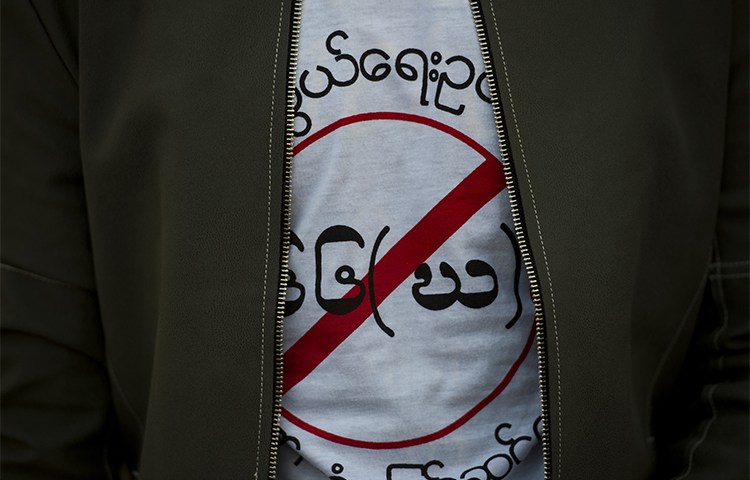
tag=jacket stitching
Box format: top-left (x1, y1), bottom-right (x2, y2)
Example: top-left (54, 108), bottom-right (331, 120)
top-left (254, 1), bottom-right (286, 478)
top-left (0, 261), bottom-right (95, 292)
top-left (672, 386), bottom-right (720, 480)
top-left (671, 240), bottom-right (730, 479)
top-left (708, 272), bottom-right (750, 280)
top-left (709, 259), bottom-right (750, 268)
top-left (487, 2), bottom-right (563, 476)
top-left (708, 260), bottom-right (750, 276)
top-left (708, 242), bottom-right (731, 387)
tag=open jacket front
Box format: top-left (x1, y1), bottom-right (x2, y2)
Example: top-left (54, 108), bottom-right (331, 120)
top-left (2, 1), bottom-right (748, 479)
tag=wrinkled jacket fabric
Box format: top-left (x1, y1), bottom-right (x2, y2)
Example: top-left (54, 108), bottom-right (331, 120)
top-left (2, 1), bottom-right (748, 479)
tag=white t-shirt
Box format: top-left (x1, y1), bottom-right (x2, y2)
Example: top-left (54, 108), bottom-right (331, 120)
top-left (279, 1), bottom-right (543, 479)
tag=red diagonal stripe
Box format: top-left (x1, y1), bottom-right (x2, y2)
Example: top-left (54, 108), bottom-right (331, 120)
top-left (282, 321), bottom-right (536, 449)
top-left (284, 113), bottom-right (505, 394)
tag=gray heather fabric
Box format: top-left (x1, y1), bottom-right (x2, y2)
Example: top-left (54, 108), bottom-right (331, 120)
top-left (279, 1), bottom-right (541, 478)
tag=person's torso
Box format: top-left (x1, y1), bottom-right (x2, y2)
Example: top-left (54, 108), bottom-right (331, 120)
top-left (279, 2), bottom-right (543, 478)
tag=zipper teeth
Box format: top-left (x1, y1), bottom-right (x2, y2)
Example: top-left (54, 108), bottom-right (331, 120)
top-left (269, 0), bottom-right (303, 478)
top-left (469, 1), bottom-right (551, 479)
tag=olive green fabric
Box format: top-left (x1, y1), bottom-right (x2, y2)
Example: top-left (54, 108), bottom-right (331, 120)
top-left (2, 0), bottom-right (747, 479)
top-left (2, 2), bottom-right (113, 479)
top-left (3, 1), bottom-right (291, 478)
top-left (481, 0), bottom-right (748, 478)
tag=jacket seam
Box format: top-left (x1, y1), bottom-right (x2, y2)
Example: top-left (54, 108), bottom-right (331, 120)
top-left (107, 362), bottom-right (146, 436)
top-left (671, 240), bottom-right (731, 479)
top-left (0, 261), bottom-right (95, 292)
top-left (254, 1), bottom-right (286, 478)
top-left (708, 241), bottom-right (731, 386)
top-left (708, 272), bottom-right (749, 280)
top-left (487, 1), bottom-right (563, 477)
top-left (709, 259), bottom-right (749, 268)
top-left (708, 259), bottom-right (750, 276)
top-left (645, 263), bottom-right (709, 431)
top-left (671, 385), bottom-right (720, 480)
top-left (27, 0), bottom-right (78, 86)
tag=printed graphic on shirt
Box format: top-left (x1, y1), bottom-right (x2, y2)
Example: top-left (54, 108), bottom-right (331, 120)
top-left (280, 416), bottom-right (544, 480)
top-left (293, 30), bottom-right (493, 138)
top-left (279, 1), bottom-right (542, 479)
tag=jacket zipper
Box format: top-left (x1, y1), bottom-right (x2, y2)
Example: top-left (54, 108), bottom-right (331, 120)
top-left (268, 0), bottom-right (304, 478)
top-left (268, 0), bottom-right (550, 478)
top-left (469, 1), bottom-right (552, 479)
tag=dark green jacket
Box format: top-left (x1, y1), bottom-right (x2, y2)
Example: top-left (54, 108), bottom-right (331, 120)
top-left (2, 1), bottom-right (748, 479)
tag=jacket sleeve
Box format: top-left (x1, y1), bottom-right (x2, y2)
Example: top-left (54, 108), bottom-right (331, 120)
top-left (656, 0), bottom-right (749, 478)
top-left (1, 1), bottom-right (114, 478)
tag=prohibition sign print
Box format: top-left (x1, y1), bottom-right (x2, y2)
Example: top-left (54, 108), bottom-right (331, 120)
top-left (282, 112), bottom-right (535, 449)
